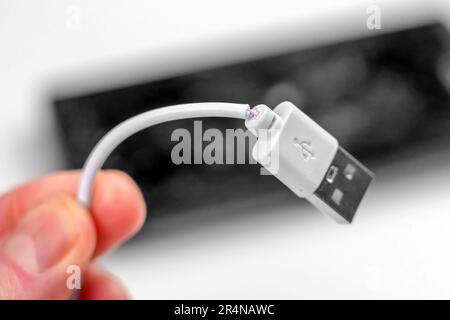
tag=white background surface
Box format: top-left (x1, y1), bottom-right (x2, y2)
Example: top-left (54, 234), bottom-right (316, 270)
top-left (1, 0), bottom-right (450, 299)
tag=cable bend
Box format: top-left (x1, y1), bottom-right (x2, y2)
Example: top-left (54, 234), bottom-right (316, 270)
top-left (77, 102), bottom-right (250, 206)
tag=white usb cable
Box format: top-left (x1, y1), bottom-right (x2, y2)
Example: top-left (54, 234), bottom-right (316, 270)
top-left (77, 102), bottom-right (249, 205)
top-left (77, 101), bottom-right (374, 223)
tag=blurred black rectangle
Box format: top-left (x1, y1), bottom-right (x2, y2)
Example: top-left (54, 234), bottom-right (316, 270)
top-left (54, 24), bottom-right (450, 217)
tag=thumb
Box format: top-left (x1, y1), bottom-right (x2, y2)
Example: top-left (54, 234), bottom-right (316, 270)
top-left (0, 195), bottom-right (96, 299)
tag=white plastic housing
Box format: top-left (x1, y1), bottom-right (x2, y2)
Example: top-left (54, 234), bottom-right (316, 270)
top-left (247, 101), bottom-right (338, 198)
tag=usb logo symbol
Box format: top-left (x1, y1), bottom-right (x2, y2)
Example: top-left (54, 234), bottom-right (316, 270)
top-left (293, 138), bottom-right (315, 162)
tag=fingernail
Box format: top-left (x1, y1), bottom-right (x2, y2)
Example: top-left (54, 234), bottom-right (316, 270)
top-left (2, 199), bottom-right (77, 273)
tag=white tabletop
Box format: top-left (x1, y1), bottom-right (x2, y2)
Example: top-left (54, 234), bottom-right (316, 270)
top-left (102, 141), bottom-right (450, 299)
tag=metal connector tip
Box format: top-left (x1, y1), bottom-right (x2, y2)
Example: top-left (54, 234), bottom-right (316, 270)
top-left (312, 147), bottom-right (375, 223)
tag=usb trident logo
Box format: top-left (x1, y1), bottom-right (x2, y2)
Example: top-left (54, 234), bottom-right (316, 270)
top-left (293, 138), bottom-right (315, 162)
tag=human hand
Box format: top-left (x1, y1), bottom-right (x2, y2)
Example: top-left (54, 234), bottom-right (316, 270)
top-left (0, 170), bottom-right (146, 300)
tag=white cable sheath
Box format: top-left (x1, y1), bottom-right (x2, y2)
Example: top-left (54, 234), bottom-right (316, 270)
top-left (77, 102), bottom-right (250, 207)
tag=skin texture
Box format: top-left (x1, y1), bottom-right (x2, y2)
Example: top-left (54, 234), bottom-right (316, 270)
top-left (0, 170), bottom-right (146, 300)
